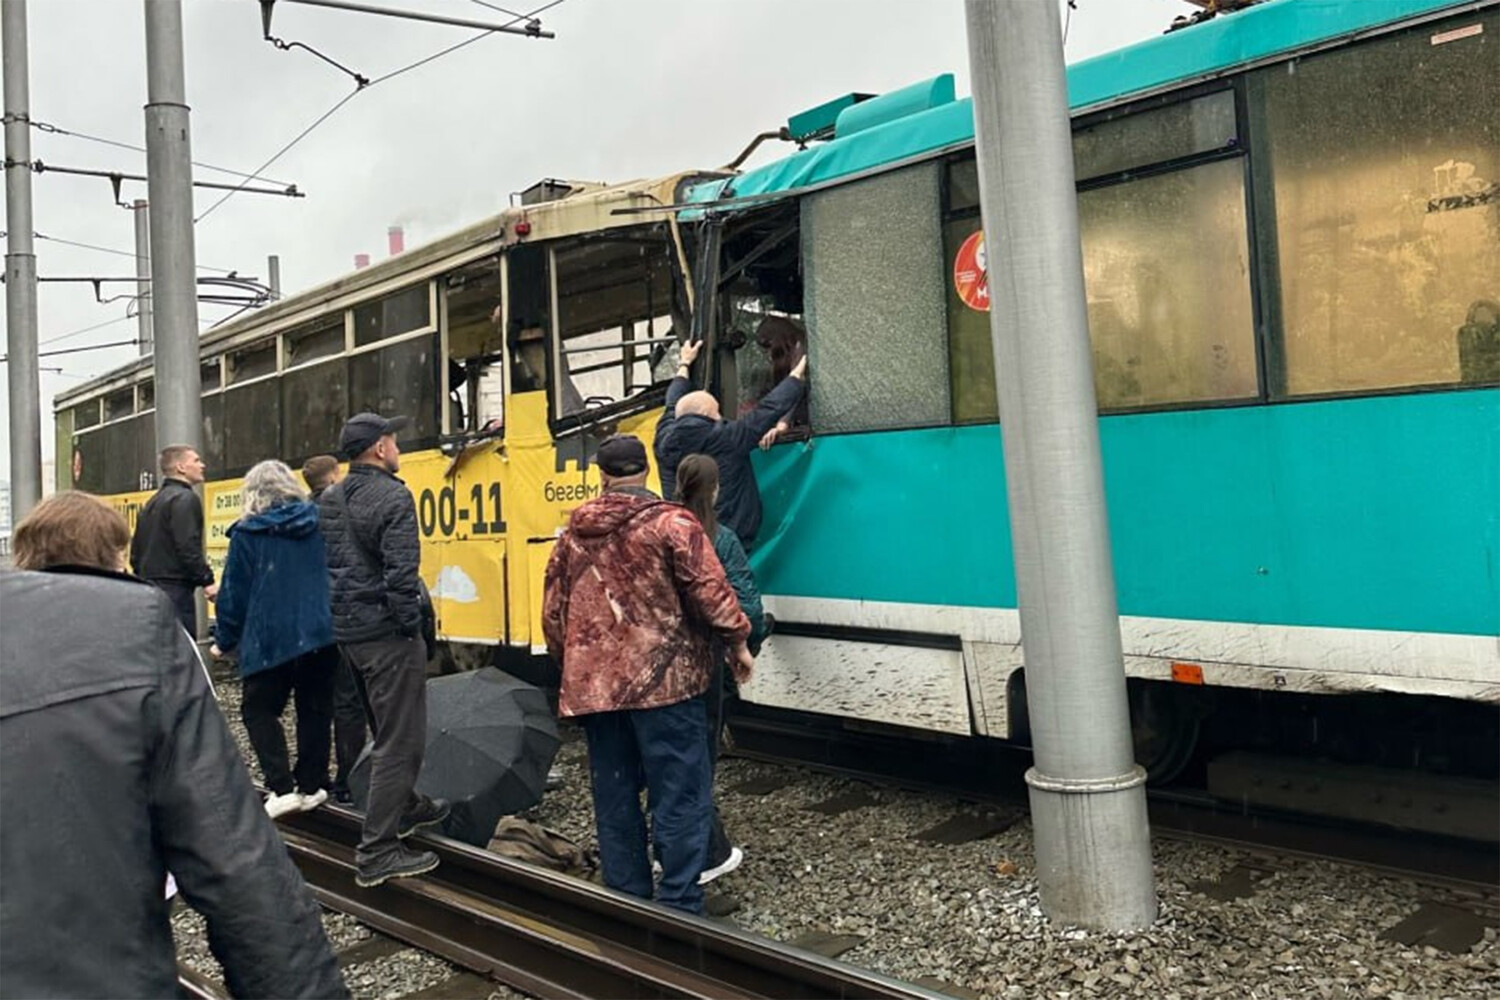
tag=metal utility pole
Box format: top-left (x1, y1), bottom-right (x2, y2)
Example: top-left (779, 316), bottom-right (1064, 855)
top-left (4, 0), bottom-right (42, 518)
top-left (143, 0), bottom-right (201, 454)
top-left (964, 0), bottom-right (1156, 930)
top-left (133, 199), bottom-right (153, 355)
top-left (266, 254), bottom-right (281, 300)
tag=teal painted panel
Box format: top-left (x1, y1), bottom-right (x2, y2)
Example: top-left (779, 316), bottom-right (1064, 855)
top-left (700, 0), bottom-right (1473, 207)
top-left (750, 390), bottom-right (1500, 637)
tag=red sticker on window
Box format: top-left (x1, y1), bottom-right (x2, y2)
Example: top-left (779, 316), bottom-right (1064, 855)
top-left (953, 229), bottom-right (990, 312)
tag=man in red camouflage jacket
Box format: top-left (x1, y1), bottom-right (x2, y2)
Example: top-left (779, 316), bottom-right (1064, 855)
top-left (542, 434), bottom-right (753, 914)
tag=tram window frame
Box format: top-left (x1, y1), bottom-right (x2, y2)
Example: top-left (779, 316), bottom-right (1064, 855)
top-left (226, 340), bottom-right (278, 385)
top-left (104, 387), bottom-right (135, 422)
top-left (348, 330), bottom-right (440, 449)
top-left (547, 226), bottom-right (684, 430)
top-left (283, 315), bottom-right (348, 369)
top-left (281, 356), bottom-right (350, 466)
top-left (353, 283), bottom-right (434, 348)
top-left (73, 398), bottom-right (101, 431)
top-left (943, 81), bottom-right (1263, 423)
top-left (443, 256), bottom-right (506, 435)
top-left (801, 161), bottom-right (951, 435)
top-left (200, 388), bottom-right (226, 476)
top-left (1251, 9), bottom-right (1500, 398)
top-left (223, 376), bottom-right (284, 474)
top-left (138, 380), bottom-right (154, 413)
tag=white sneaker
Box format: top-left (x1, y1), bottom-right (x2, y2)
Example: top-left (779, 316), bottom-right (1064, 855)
top-left (297, 789), bottom-right (329, 812)
top-left (265, 791), bottom-right (304, 819)
top-left (699, 846), bottom-right (743, 885)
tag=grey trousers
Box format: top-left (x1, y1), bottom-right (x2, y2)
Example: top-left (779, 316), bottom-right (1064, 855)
top-left (342, 636), bottom-right (427, 862)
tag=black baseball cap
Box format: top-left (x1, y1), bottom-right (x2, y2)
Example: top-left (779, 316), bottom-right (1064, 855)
top-left (596, 434), bottom-right (648, 476)
top-left (339, 412), bottom-right (409, 459)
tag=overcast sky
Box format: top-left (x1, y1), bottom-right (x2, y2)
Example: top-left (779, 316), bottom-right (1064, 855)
top-left (3, 0), bottom-right (1186, 480)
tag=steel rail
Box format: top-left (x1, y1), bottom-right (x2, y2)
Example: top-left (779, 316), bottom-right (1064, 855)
top-left (724, 712), bottom-right (1500, 895)
top-left (275, 805), bottom-right (948, 1000)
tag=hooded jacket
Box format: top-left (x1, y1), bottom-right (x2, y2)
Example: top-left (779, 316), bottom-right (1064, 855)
top-left (542, 488), bottom-right (750, 718)
top-left (654, 372), bottom-right (806, 548)
top-left (213, 499), bottom-right (335, 677)
top-left (0, 568), bottom-right (346, 999)
top-left (128, 478), bottom-right (214, 586)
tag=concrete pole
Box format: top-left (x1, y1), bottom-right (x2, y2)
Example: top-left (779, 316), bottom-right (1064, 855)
top-left (964, 0), bottom-right (1156, 930)
top-left (4, 0), bottom-right (43, 519)
top-left (133, 199), bottom-right (153, 355)
top-left (143, 0), bottom-right (201, 454)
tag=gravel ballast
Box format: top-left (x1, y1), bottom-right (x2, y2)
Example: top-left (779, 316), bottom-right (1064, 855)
top-left (189, 665), bottom-right (1496, 998)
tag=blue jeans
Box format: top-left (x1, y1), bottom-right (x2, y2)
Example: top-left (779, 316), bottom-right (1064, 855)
top-left (581, 700), bottom-right (711, 915)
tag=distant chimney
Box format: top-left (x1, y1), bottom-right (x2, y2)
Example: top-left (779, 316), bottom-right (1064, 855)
top-left (388, 226), bottom-right (405, 256)
top-left (354, 253), bottom-right (371, 270)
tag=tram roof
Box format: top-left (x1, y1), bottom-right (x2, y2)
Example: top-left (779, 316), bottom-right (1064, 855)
top-left (685, 0), bottom-right (1480, 209)
top-left (55, 170), bottom-right (716, 407)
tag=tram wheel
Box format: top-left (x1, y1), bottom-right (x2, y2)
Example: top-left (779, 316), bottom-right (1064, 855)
top-left (1129, 681), bottom-right (1201, 785)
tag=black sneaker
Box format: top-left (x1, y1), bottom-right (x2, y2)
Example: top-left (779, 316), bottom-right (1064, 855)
top-left (397, 796), bottom-right (451, 839)
top-left (355, 846), bottom-right (439, 888)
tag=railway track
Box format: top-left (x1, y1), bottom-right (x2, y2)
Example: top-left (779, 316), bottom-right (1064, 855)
top-left (725, 711), bottom-right (1500, 894)
top-left (243, 804), bottom-right (948, 1000)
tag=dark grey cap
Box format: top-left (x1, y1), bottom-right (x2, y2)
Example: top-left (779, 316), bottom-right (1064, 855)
top-left (339, 412), bottom-right (409, 459)
top-left (596, 434), bottom-right (648, 476)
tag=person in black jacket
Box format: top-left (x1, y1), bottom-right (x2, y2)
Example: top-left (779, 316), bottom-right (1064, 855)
top-left (128, 443), bottom-right (216, 634)
top-left (320, 413), bottom-right (449, 887)
top-left (1, 492), bottom-right (346, 999)
top-left (653, 336), bottom-right (808, 549)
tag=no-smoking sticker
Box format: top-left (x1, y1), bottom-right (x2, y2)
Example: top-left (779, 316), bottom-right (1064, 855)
top-left (953, 229), bottom-right (989, 312)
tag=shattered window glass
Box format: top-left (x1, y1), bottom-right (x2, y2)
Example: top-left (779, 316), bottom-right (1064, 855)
top-left (801, 163), bottom-right (950, 433)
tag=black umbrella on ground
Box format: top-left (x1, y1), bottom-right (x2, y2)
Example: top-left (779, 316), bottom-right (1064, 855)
top-left (350, 667), bottom-right (560, 846)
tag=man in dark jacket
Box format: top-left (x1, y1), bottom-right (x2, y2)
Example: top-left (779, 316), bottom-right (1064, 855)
top-left (129, 444), bottom-right (216, 633)
top-left (542, 435), bottom-right (752, 915)
top-left (1, 504), bottom-right (345, 997)
top-left (305, 454), bottom-right (366, 806)
top-left (320, 413), bottom-right (449, 887)
top-left (653, 338), bottom-right (808, 549)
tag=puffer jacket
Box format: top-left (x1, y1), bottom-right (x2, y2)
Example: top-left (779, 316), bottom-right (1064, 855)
top-left (542, 487), bottom-right (750, 718)
top-left (319, 463), bottom-right (422, 643)
top-left (654, 372), bottom-right (806, 548)
top-left (128, 478), bottom-right (214, 586)
top-left (0, 568), bottom-right (346, 999)
top-left (214, 500), bottom-right (335, 677)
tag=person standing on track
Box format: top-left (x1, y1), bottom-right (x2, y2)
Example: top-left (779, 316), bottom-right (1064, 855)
top-left (128, 444), bottom-right (217, 634)
top-left (542, 434), bottom-right (752, 915)
top-left (211, 460), bottom-right (338, 819)
top-left (320, 414), bottom-right (449, 888)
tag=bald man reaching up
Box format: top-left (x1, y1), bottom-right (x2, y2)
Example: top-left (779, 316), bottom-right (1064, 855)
top-left (653, 333), bottom-right (807, 550)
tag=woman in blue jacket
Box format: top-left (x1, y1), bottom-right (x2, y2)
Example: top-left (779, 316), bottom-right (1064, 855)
top-left (675, 454), bottom-right (769, 886)
top-left (212, 460), bottom-right (339, 819)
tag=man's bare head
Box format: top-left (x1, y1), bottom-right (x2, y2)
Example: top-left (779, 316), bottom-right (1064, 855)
top-left (675, 390), bottom-right (721, 422)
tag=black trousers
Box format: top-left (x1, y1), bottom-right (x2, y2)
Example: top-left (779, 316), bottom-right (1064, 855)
top-left (155, 581), bottom-right (198, 637)
top-left (331, 651), bottom-right (369, 798)
top-left (342, 636), bottom-right (428, 863)
top-left (702, 656), bottom-right (736, 869)
top-left (241, 645), bottom-right (338, 796)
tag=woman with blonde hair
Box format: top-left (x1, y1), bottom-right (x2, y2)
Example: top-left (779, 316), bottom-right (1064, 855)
top-left (212, 459), bottom-right (338, 818)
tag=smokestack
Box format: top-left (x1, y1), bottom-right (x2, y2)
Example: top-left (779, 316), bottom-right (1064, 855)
top-left (354, 253), bottom-right (371, 270)
top-left (388, 226), bottom-right (405, 256)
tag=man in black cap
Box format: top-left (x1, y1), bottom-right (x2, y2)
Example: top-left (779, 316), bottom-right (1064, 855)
top-left (319, 413), bottom-right (449, 887)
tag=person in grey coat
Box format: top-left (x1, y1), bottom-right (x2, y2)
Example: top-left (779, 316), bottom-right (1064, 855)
top-left (0, 491), bottom-right (346, 999)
